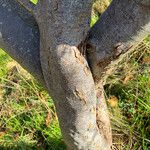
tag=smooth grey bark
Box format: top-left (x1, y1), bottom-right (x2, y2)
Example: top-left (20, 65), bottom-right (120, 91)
top-left (0, 0), bottom-right (44, 85)
top-left (0, 0), bottom-right (150, 150)
top-left (87, 0), bottom-right (150, 85)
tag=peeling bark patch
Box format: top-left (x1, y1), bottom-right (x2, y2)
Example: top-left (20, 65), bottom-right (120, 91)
top-left (96, 119), bottom-right (107, 136)
top-left (90, 107), bottom-right (96, 114)
top-left (113, 43), bottom-right (133, 58)
top-left (96, 90), bottom-right (102, 99)
top-left (74, 89), bottom-right (87, 104)
top-left (96, 112), bottom-right (112, 144)
top-left (88, 123), bottom-right (94, 130)
top-left (83, 65), bottom-right (91, 76)
top-left (73, 48), bottom-right (85, 64)
top-left (113, 42), bottom-right (125, 56)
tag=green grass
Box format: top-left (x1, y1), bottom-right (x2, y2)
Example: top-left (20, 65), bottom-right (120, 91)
top-left (29, 0), bottom-right (38, 5)
top-left (0, 49), bottom-right (66, 150)
top-left (104, 41), bottom-right (150, 149)
top-left (0, 49), bottom-right (12, 77)
top-left (90, 14), bottom-right (99, 27)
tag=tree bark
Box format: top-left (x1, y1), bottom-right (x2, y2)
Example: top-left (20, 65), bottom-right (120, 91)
top-left (35, 1), bottom-right (111, 149)
top-left (0, 0), bottom-right (150, 149)
top-left (86, 0), bottom-right (150, 85)
top-left (0, 0), bottom-right (44, 85)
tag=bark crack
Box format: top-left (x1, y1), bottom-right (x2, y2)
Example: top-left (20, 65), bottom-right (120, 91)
top-left (74, 88), bottom-right (87, 104)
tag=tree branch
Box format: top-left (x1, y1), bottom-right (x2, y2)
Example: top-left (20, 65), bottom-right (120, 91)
top-left (86, 0), bottom-right (150, 85)
top-left (0, 0), bottom-right (45, 85)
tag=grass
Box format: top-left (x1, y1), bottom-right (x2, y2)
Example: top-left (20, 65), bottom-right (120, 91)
top-left (0, 49), bottom-right (66, 150)
top-left (104, 40), bottom-right (150, 150)
top-left (0, 0), bottom-right (150, 149)
top-left (30, 0), bottom-right (38, 5)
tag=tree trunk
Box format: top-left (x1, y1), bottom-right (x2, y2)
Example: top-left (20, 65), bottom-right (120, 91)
top-left (35, 1), bottom-right (111, 149)
top-left (0, 0), bottom-right (150, 149)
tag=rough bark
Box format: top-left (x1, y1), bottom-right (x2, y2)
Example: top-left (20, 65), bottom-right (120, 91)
top-left (35, 1), bottom-right (110, 149)
top-left (0, 0), bottom-right (150, 150)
